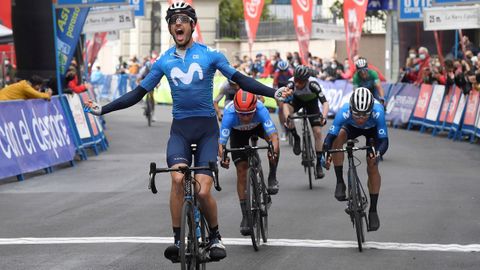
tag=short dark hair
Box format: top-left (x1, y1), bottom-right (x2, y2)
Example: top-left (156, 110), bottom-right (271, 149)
top-left (29, 75), bottom-right (45, 86)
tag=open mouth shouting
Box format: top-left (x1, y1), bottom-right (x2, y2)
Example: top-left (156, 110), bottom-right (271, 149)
top-left (174, 27), bottom-right (186, 43)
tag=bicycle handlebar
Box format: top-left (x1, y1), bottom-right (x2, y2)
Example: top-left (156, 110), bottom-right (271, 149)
top-left (327, 139), bottom-right (374, 154)
top-left (288, 113), bottom-right (323, 120)
top-left (148, 161), bottom-right (221, 194)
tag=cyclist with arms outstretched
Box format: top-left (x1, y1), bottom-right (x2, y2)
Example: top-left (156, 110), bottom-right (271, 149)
top-left (323, 87), bottom-right (389, 231)
top-left (218, 89), bottom-right (280, 235)
top-left (85, 2), bottom-right (290, 263)
top-left (273, 60), bottom-right (293, 141)
top-left (352, 57), bottom-right (385, 105)
top-left (282, 65), bottom-right (329, 179)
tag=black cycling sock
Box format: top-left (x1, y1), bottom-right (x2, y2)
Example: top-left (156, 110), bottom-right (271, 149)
top-left (316, 151), bottom-right (323, 164)
top-left (173, 227), bottom-right (181, 243)
top-left (268, 158), bottom-right (278, 180)
top-left (209, 225), bottom-right (220, 239)
top-left (240, 200), bottom-right (247, 217)
top-left (369, 194), bottom-right (379, 212)
top-left (334, 166), bottom-right (344, 184)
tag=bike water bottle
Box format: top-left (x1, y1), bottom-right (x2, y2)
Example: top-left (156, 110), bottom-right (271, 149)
top-left (194, 207), bottom-right (201, 239)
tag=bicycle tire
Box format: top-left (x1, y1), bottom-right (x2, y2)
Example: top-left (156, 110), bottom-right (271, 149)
top-left (180, 201), bottom-right (198, 269)
top-left (246, 167), bottom-right (260, 251)
top-left (350, 170), bottom-right (364, 252)
top-left (197, 213), bottom-right (208, 270)
top-left (146, 99), bottom-right (152, 127)
top-left (303, 127), bottom-right (313, 190)
top-left (257, 168), bottom-right (268, 243)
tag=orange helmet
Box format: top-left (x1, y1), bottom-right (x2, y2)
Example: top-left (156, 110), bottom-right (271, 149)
top-left (234, 89), bottom-right (257, 113)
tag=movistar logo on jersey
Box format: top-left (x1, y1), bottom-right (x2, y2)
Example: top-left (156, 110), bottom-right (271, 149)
top-left (372, 111), bottom-right (380, 119)
top-left (170, 63), bottom-right (204, 86)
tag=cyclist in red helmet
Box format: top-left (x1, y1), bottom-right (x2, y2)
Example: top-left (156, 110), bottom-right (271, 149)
top-left (218, 89), bottom-right (280, 236)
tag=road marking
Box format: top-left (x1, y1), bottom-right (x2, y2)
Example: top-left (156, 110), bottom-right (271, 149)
top-left (0, 237), bottom-right (479, 253)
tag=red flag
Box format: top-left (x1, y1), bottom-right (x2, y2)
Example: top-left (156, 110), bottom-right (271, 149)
top-left (291, 0), bottom-right (313, 64)
top-left (243, 0), bottom-right (264, 53)
top-left (87, 32), bottom-right (108, 73)
top-left (168, 0), bottom-right (204, 43)
top-left (343, 0), bottom-right (368, 73)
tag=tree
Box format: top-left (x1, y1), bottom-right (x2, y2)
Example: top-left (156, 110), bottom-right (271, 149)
top-left (219, 0), bottom-right (272, 39)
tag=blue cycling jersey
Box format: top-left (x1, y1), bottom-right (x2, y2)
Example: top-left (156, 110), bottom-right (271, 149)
top-left (328, 102), bottom-right (388, 139)
top-left (140, 43), bottom-right (237, 119)
top-left (219, 101), bottom-right (277, 145)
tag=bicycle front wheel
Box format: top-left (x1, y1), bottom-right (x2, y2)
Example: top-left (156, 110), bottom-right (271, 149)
top-left (180, 201), bottom-right (198, 270)
top-left (257, 168), bottom-right (269, 243)
top-left (350, 173), bottom-right (365, 252)
top-left (303, 129), bottom-right (313, 189)
top-left (246, 167), bottom-right (260, 251)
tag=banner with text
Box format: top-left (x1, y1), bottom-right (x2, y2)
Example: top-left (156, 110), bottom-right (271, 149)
top-left (291, 0), bottom-right (313, 64)
top-left (0, 97), bottom-right (76, 179)
top-left (386, 83), bottom-right (419, 126)
top-left (243, 0), bottom-right (264, 51)
top-left (343, 0), bottom-right (368, 74)
top-left (56, 7), bottom-right (90, 76)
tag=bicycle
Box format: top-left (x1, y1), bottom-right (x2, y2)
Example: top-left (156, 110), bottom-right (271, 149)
top-left (149, 144), bottom-right (222, 269)
top-left (223, 140), bottom-right (273, 251)
top-left (144, 91), bottom-right (155, 126)
top-left (288, 111), bottom-right (322, 189)
top-left (327, 139), bottom-right (372, 252)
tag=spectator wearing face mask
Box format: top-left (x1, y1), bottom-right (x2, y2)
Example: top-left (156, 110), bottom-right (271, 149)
top-left (414, 47), bottom-right (431, 85)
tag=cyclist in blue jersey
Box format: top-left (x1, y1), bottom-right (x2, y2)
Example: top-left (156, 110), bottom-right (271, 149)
top-left (323, 87), bottom-right (389, 231)
top-left (273, 60), bottom-right (293, 141)
top-left (218, 90), bottom-right (280, 236)
top-left (85, 2), bottom-right (290, 263)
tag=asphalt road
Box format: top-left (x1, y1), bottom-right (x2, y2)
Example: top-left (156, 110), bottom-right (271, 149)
top-left (1, 104), bottom-right (479, 270)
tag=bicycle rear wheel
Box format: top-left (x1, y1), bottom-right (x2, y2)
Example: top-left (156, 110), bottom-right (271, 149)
top-left (246, 167), bottom-right (260, 251)
top-left (257, 168), bottom-right (269, 243)
top-left (303, 129), bottom-right (313, 190)
top-left (180, 201), bottom-right (198, 269)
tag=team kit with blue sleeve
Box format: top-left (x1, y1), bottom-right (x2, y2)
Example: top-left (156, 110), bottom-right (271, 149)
top-left (219, 101), bottom-right (277, 162)
top-left (140, 43), bottom-right (237, 172)
top-left (324, 102), bottom-right (389, 155)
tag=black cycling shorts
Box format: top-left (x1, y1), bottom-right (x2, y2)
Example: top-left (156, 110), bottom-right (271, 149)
top-left (341, 124), bottom-right (377, 156)
top-left (289, 98), bottom-right (323, 127)
top-left (167, 116), bottom-right (219, 176)
top-left (230, 124), bottom-right (267, 164)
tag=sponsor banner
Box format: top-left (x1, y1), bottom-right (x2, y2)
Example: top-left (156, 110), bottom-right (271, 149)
top-left (413, 84), bottom-right (433, 119)
top-left (66, 94), bottom-right (92, 139)
top-left (463, 91), bottom-right (480, 126)
top-left (425, 84), bottom-right (445, 122)
top-left (243, 0), bottom-right (265, 49)
top-left (57, 0), bottom-right (128, 7)
top-left (79, 93), bottom-right (100, 136)
top-left (398, 0), bottom-right (432, 22)
top-left (318, 79), bottom-right (352, 116)
top-left (433, 0), bottom-right (480, 5)
top-left (438, 86), bottom-right (453, 122)
top-left (367, 0), bottom-right (397, 10)
top-left (83, 6), bottom-right (135, 33)
top-left (311, 22), bottom-right (345, 40)
top-left (343, 0), bottom-right (368, 73)
top-left (453, 93), bottom-right (467, 125)
top-left (168, 0), bottom-right (203, 43)
top-left (386, 83), bottom-right (419, 126)
top-left (291, 0), bottom-right (313, 64)
top-left (130, 0), bottom-right (145, 17)
top-left (385, 83), bottom-right (404, 102)
top-left (56, 7), bottom-right (90, 76)
top-left (446, 86), bottom-right (462, 124)
top-left (86, 32), bottom-right (108, 71)
top-left (0, 97), bottom-right (76, 179)
top-left (423, 6), bottom-right (480, 31)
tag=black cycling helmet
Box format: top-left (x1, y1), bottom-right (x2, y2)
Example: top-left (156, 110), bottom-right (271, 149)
top-left (350, 87), bottom-right (374, 114)
top-left (294, 65), bottom-right (310, 81)
top-left (165, 2), bottom-right (197, 24)
top-left (355, 57), bottom-right (368, 70)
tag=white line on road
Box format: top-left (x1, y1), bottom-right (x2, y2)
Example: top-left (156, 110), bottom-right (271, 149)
top-left (0, 237), bottom-right (479, 253)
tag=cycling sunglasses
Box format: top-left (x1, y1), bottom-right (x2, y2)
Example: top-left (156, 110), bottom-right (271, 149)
top-left (236, 110), bottom-right (256, 116)
top-left (169, 14), bottom-right (193, 25)
top-left (351, 111), bottom-right (371, 119)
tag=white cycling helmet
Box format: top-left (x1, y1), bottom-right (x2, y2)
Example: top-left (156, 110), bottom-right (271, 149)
top-left (350, 87), bottom-right (374, 114)
top-left (355, 57), bottom-right (368, 70)
top-left (277, 61), bottom-right (289, 71)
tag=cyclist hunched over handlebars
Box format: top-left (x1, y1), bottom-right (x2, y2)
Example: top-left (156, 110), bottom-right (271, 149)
top-left (323, 87), bottom-right (389, 231)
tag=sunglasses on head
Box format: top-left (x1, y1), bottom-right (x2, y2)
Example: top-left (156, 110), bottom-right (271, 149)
top-left (169, 14), bottom-right (192, 25)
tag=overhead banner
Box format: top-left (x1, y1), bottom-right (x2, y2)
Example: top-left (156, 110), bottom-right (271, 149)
top-left (291, 0), bottom-right (313, 64)
top-left (168, 0), bottom-right (203, 43)
top-left (433, 0), bottom-right (480, 5)
top-left (0, 97), bottom-right (76, 180)
top-left (130, 0), bottom-right (145, 17)
top-left (243, 0), bottom-right (264, 51)
top-left (423, 6), bottom-right (480, 31)
top-left (56, 7), bottom-right (90, 76)
top-left (83, 6), bottom-right (135, 33)
top-left (398, 0), bottom-right (432, 22)
top-left (56, 0), bottom-right (129, 7)
top-left (311, 22), bottom-right (345, 40)
top-left (343, 0), bottom-right (368, 73)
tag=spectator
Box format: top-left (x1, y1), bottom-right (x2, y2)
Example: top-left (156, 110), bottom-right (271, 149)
top-left (420, 56), bottom-right (445, 85)
top-left (128, 56), bottom-right (140, 91)
top-left (338, 58), bottom-right (353, 80)
top-left (286, 52), bottom-right (294, 67)
top-left (90, 66), bottom-right (105, 97)
top-left (3, 58), bottom-right (16, 85)
top-left (65, 69), bottom-right (91, 94)
top-left (0, 75), bottom-right (52, 101)
top-left (414, 47), bottom-right (431, 85)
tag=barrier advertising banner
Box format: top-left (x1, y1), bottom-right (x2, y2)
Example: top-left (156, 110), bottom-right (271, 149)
top-left (318, 79), bottom-right (351, 116)
top-left (461, 91), bottom-right (480, 136)
top-left (243, 0), bottom-right (264, 51)
top-left (66, 94), bottom-right (91, 139)
top-left (291, 0), bottom-right (313, 64)
top-left (343, 0), bottom-right (368, 73)
top-left (446, 87), bottom-right (462, 124)
top-left (168, 0), bottom-right (203, 43)
top-left (386, 83), bottom-right (419, 126)
top-left (425, 84), bottom-right (445, 123)
top-left (56, 7), bottom-right (90, 76)
top-left (0, 97), bottom-right (76, 179)
top-left (413, 84), bottom-right (433, 119)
